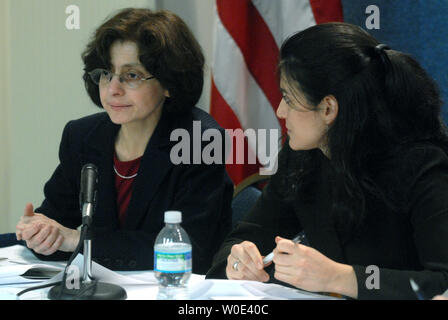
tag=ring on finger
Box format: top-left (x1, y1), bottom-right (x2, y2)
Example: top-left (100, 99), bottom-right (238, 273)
top-left (232, 260), bottom-right (240, 272)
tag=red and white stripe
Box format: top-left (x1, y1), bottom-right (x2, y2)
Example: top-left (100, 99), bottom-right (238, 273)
top-left (211, 0), bottom-right (343, 185)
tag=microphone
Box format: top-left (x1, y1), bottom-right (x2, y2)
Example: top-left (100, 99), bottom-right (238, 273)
top-left (79, 164), bottom-right (97, 285)
top-left (80, 163), bottom-right (98, 227)
top-left (48, 163), bottom-right (127, 300)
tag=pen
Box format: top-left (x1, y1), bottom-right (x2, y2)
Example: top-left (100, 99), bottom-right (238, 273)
top-left (262, 233), bottom-right (305, 265)
top-left (410, 278), bottom-right (428, 300)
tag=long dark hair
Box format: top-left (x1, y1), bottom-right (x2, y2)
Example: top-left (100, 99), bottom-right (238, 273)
top-left (277, 22), bottom-right (448, 240)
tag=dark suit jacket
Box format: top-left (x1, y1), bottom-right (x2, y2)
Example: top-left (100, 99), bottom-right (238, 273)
top-left (33, 107), bottom-right (233, 274)
top-left (206, 142), bottom-right (448, 299)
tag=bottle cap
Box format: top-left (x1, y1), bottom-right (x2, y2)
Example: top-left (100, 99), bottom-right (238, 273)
top-left (164, 211), bottom-right (182, 223)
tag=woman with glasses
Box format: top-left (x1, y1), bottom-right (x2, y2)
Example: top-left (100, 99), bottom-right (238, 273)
top-left (15, 8), bottom-right (233, 274)
top-left (207, 22), bottom-right (448, 299)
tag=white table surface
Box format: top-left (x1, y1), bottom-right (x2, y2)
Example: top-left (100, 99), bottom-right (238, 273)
top-left (0, 245), bottom-right (340, 300)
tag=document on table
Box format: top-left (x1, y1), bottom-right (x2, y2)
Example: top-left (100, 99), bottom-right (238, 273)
top-left (56, 253), bottom-right (159, 285)
top-left (188, 279), bottom-right (342, 300)
top-left (0, 245), bottom-right (156, 285)
top-left (0, 245), bottom-right (163, 299)
top-left (0, 264), bottom-right (63, 285)
top-left (0, 245), bottom-right (66, 286)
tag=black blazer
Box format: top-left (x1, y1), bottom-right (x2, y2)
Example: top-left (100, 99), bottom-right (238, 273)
top-left (207, 143), bottom-right (448, 299)
top-left (33, 107), bottom-right (233, 274)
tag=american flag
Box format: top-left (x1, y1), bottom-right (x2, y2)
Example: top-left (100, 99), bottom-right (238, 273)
top-left (210, 0), bottom-right (343, 185)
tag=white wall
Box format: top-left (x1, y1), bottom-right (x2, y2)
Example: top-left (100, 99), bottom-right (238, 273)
top-left (1, 0), bottom-right (215, 233)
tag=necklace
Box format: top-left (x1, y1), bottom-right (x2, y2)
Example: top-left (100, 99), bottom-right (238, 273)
top-left (113, 165), bottom-right (138, 179)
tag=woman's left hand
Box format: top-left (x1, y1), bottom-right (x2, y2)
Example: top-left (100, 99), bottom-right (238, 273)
top-left (16, 203), bottom-right (80, 255)
top-left (273, 236), bottom-right (358, 298)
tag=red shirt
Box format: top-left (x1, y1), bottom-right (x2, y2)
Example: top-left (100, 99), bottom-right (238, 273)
top-left (113, 153), bottom-right (142, 228)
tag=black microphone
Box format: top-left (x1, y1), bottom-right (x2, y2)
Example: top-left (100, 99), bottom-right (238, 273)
top-left (79, 163), bottom-right (98, 227)
top-left (48, 163), bottom-right (127, 300)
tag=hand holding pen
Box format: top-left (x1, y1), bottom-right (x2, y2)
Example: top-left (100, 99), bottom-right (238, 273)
top-left (263, 233), bottom-right (305, 265)
top-left (227, 233), bottom-right (357, 296)
top-left (226, 233), bottom-right (305, 282)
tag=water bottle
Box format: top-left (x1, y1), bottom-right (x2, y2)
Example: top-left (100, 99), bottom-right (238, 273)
top-left (154, 211), bottom-right (192, 299)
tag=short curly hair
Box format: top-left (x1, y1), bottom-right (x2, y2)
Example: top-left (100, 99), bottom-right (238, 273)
top-left (81, 8), bottom-right (205, 114)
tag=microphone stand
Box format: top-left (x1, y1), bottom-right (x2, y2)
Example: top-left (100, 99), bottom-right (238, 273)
top-left (48, 167), bottom-right (127, 300)
top-left (81, 203), bottom-right (94, 284)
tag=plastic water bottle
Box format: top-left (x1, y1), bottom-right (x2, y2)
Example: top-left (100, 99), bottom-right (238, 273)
top-left (154, 211), bottom-right (192, 299)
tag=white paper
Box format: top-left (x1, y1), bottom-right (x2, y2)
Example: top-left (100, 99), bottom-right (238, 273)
top-left (69, 253), bottom-right (157, 285)
top-left (187, 279), bottom-right (342, 300)
top-left (0, 287), bottom-right (20, 300)
top-left (0, 246), bottom-right (65, 286)
top-left (0, 264), bottom-right (62, 278)
top-left (241, 281), bottom-right (341, 300)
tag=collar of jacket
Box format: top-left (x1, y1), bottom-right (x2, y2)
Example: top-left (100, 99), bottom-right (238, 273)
top-left (78, 107), bottom-right (193, 230)
top-left (83, 106), bottom-right (185, 155)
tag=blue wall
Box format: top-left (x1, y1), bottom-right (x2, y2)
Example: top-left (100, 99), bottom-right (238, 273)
top-left (342, 0), bottom-right (448, 124)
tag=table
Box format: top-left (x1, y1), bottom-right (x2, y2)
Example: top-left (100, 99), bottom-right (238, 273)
top-left (0, 245), bottom-right (339, 300)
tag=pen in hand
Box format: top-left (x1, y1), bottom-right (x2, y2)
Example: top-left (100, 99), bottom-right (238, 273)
top-left (262, 233), bottom-right (305, 265)
top-left (410, 278), bottom-right (428, 300)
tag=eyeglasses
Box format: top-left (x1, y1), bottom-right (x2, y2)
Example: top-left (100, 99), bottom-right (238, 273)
top-left (88, 68), bottom-right (155, 89)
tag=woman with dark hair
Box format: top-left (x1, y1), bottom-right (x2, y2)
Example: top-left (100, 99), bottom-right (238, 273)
top-left (207, 22), bottom-right (448, 299)
top-left (15, 8), bottom-right (233, 274)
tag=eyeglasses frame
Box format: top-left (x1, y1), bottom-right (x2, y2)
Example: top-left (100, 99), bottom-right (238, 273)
top-left (88, 68), bottom-right (155, 89)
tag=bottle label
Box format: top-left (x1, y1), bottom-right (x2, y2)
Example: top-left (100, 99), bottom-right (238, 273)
top-left (154, 250), bottom-right (192, 273)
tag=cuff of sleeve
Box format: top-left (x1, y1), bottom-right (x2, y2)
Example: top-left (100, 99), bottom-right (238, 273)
top-left (205, 258), bottom-right (227, 279)
top-left (31, 249), bottom-right (73, 262)
top-left (352, 264), bottom-right (383, 300)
